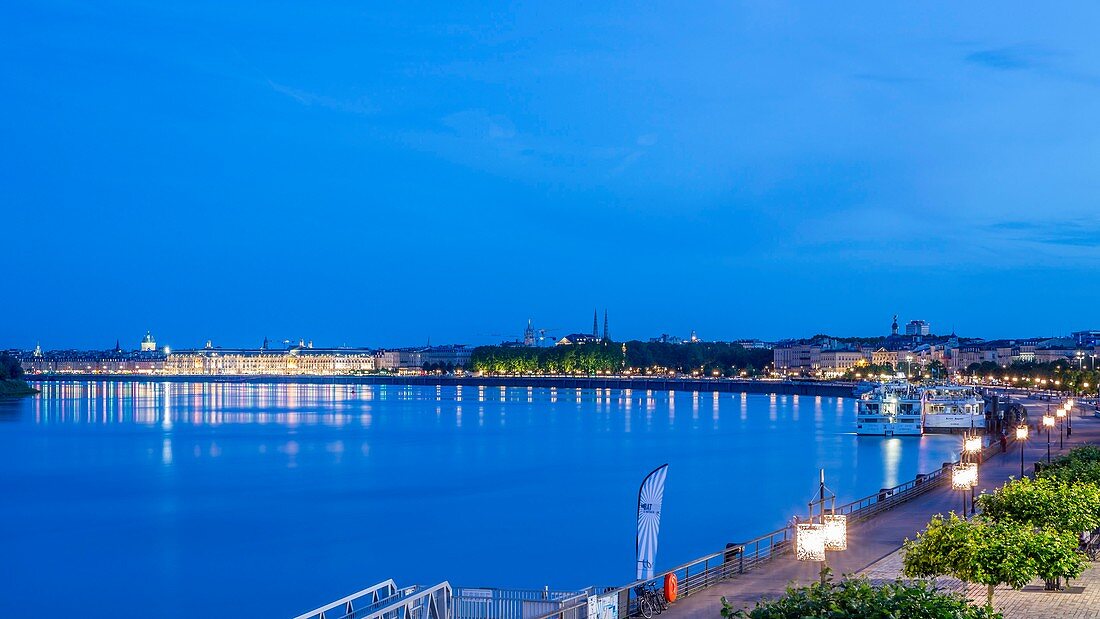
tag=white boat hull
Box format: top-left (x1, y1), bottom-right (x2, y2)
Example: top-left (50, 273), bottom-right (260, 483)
top-left (924, 414), bottom-right (986, 433)
top-left (856, 419), bottom-right (923, 436)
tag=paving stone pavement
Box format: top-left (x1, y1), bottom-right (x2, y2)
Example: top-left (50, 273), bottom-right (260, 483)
top-left (862, 547), bottom-right (1100, 619)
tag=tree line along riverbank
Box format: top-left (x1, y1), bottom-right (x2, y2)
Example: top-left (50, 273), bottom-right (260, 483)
top-left (469, 341), bottom-right (773, 376)
top-left (0, 352), bottom-right (37, 396)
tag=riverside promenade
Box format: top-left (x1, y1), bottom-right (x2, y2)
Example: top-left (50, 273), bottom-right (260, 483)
top-left (661, 403), bottom-right (1100, 619)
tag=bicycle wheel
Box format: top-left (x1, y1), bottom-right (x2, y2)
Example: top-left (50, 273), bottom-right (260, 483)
top-left (639, 597), bottom-right (655, 619)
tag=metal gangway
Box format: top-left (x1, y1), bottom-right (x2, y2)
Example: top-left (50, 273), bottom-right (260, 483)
top-left (292, 579), bottom-right (452, 619)
top-left (293, 581), bottom-right (591, 619)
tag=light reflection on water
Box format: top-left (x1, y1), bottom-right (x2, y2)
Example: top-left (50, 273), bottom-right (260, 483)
top-left (2, 380), bottom-right (962, 619)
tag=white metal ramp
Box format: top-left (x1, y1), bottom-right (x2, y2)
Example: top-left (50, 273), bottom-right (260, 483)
top-left (293, 580), bottom-right (452, 619)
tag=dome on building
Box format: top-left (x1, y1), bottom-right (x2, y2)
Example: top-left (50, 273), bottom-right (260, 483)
top-left (141, 331), bottom-right (157, 352)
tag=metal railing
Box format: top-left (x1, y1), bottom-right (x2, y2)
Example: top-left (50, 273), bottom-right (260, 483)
top-left (453, 587), bottom-right (588, 619)
top-left (292, 580), bottom-right (406, 619)
top-left (358, 582), bottom-right (450, 619)
top-left (597, 525), bottom-right (792, 618)
top-left (834, 467), bottom-right (948, 523)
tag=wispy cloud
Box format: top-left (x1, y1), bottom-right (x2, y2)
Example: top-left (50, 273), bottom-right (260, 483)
top-left (267, 80), bottom-right (378, 115)
top-left (965, 46), bottom-right (1039, 71)
top-left (986, 219), bottom-right (1100, 248)
top-left (963, 44), bottom-right (1100, 89)
top-left (853, 73), bottom-right (926, 85)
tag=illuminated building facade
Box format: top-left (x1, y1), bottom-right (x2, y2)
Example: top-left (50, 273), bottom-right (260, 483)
top-left (163, 347), bottom-right (376, 375)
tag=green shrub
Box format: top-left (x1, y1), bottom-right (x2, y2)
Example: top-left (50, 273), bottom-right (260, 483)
top-left (720, 574), bottom-right (1000, 619)
top-left (977, 476), bottom-right (1100, 533)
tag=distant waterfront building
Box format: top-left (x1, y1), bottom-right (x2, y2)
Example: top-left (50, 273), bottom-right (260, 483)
top-left (555, 333), bottom-right (601, 346)
top-left (1072, 330), bottom-right (1100, 347)
top-left (140, 331), bottom-right (157, 352)
top-left (733, 339), bottom-right (771, 350)
top-left (417, 345), bottom-right (473, 370)
top-left (165, 345), bottom-right (376, 375)
top-left (817, 349), bottom-right (865, 377)
top-left (904, 320), bottom-right (931, 336)
top-left (371, 349), bottom-right (421, 372)
top-left (523, 320), bottom-right (536, 347)
top-left (556, 310), bottom-right (610, 346)
top-left (772, 342), bottom-right (822, 373)
top-left (22, 348), bottom-right (166, 374)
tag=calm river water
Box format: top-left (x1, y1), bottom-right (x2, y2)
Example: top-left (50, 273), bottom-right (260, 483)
top-left (0, 380), bottom-right (961, 617)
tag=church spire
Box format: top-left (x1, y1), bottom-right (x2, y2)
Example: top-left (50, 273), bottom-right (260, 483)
top-left (593, 308), bottom-right (599, 338)
top-left (603, 309), bottom-right (609, 341)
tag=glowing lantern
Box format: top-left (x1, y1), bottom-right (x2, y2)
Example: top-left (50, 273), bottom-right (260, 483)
top-left (964, 437), bottom-right (982, 453)
top-left (1015, 425), bottom-right (1029, 440)
top-left (796, 523), bottom-right (826, 562)
top-left (822, 514), bottom-right (847, 551)
top-left (952, 463), bottom-right (978, 490)
top-left (1043, 415), bottom-right (1055, 428)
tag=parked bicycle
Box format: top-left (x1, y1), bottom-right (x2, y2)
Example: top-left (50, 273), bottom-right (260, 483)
top-left (633, 582), bottom-right (666, 619)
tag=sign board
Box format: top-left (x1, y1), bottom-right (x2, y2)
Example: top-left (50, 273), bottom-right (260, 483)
top-left (587, 593), bottom-right (619, 619)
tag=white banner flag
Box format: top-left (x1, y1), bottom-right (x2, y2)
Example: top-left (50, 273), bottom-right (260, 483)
top-left (636, 463), bottom-right (669, 580)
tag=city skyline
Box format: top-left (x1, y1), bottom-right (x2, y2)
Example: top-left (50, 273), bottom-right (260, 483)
top-left (5, 3), bottom-right (1100, 347)
top-left (10, 314), bottom-right (1097, 352)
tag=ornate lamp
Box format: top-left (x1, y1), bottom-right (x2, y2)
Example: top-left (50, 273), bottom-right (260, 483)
top-left (1015, 424), bottom-right (1029, 477)
top-left (964, 437), bottom-right (982, 454)
top-left (796, 523), bottom-right (826, 562)
top-left (822, 514), bottom-right (847, 551)
top-left (952, 463), bottom-right (977, 489)
top-left (1056, 407), bottom-right (1066, 419)
top-left (1042, 415), bottom-right (1055, 428)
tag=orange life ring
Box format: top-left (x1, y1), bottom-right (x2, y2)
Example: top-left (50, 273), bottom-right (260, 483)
top-left (664, 573), bottom-right (678, 603)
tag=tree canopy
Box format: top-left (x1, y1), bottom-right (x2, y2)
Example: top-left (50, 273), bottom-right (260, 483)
top-left (1038, 446), bottom-right (1100, 487)
top-left (0, 353), bottom-right (25, 381)
top-left (470, 341), bottom-right (771, 376)
top-left (902, 513), bottom-right (1085, 608)
top-left (976, 476), bottom-right (1100, 534)
top-left (962, 360), bottom-right (1099, 395)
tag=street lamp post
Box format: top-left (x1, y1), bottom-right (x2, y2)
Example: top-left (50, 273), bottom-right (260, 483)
top-left (1042, 414), bottom-right (1055, 464)
top-left (952, 462), bottom-right (978, 517)
top-left (1056, 407), bottom-right (1066, 449)
top-left (1015, 425), bottom-right (1029, 478)
top-left (963, 436), bottom-right (983, 516)
top-left (796, 469), bottom-right (846, 583)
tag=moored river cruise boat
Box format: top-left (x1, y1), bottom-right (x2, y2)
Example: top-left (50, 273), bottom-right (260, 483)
top-left (856, 381), bottom-right (923, 436)
top-left (920, 384), bottom-right (986, 433)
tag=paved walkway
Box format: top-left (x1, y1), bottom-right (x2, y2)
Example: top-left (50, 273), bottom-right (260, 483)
top-left (862, 546), bottom-right (1100, 618)
top-left (662, 403), bottom-right (1100, 619)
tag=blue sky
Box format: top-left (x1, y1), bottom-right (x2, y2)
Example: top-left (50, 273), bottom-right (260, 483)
top-left (3, 1), bottom-right (1099, 349)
